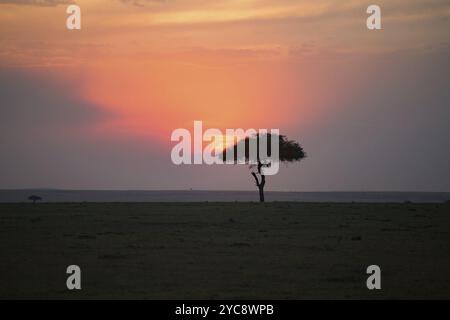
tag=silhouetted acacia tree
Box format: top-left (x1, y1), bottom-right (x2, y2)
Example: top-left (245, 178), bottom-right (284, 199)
top-left (223, 134), bottom-right (306, 202)
top-left (28, 195), bottom-right (42, 204)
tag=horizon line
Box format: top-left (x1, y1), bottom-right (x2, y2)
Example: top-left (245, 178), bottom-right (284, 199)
top-left (1, 189), bottom-right (450, 194)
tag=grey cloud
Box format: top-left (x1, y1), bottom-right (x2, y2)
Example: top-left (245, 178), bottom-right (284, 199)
top-left (0, 68), bottom-right (112, 136)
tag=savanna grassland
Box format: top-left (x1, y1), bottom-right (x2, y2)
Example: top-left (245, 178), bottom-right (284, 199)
top-left (1, 202), bottom-right (449, 299)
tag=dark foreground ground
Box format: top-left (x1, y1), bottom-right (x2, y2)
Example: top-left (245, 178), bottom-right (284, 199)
top-left (0, 202), bottom-right (449, 299)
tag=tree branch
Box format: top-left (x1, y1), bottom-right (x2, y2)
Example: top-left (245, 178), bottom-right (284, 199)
top-left (257, 161), bottom-right (262, 174)
top-left (251, 172), bottom-right (260, 187)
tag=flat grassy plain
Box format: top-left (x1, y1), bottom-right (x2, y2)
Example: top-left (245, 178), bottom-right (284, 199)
top-left (0, 202), bottom-right (449, 299)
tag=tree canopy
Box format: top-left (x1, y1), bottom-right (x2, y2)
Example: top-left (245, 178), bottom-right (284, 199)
top-left (222, 133), bottom-right (306, 164)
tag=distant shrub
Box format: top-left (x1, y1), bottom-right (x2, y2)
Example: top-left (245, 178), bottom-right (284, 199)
top-left (28, 195), bottom-right (42, 204)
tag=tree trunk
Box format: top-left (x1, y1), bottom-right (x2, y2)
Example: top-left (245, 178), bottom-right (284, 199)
top-left (258, 184), bottom-right (265, 202)
top-left (251, 158), bottom-right (267, 203)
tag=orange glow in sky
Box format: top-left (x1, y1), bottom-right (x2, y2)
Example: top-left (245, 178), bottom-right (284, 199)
top-left (1, 0), bottom-right (448, 142)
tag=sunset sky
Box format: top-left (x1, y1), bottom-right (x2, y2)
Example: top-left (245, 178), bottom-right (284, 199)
top-left (1, 0), bottom-right (449, 191)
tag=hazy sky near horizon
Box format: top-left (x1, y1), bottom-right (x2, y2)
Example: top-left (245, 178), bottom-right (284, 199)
top-left (1, 0), bottom-right (449, 191)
